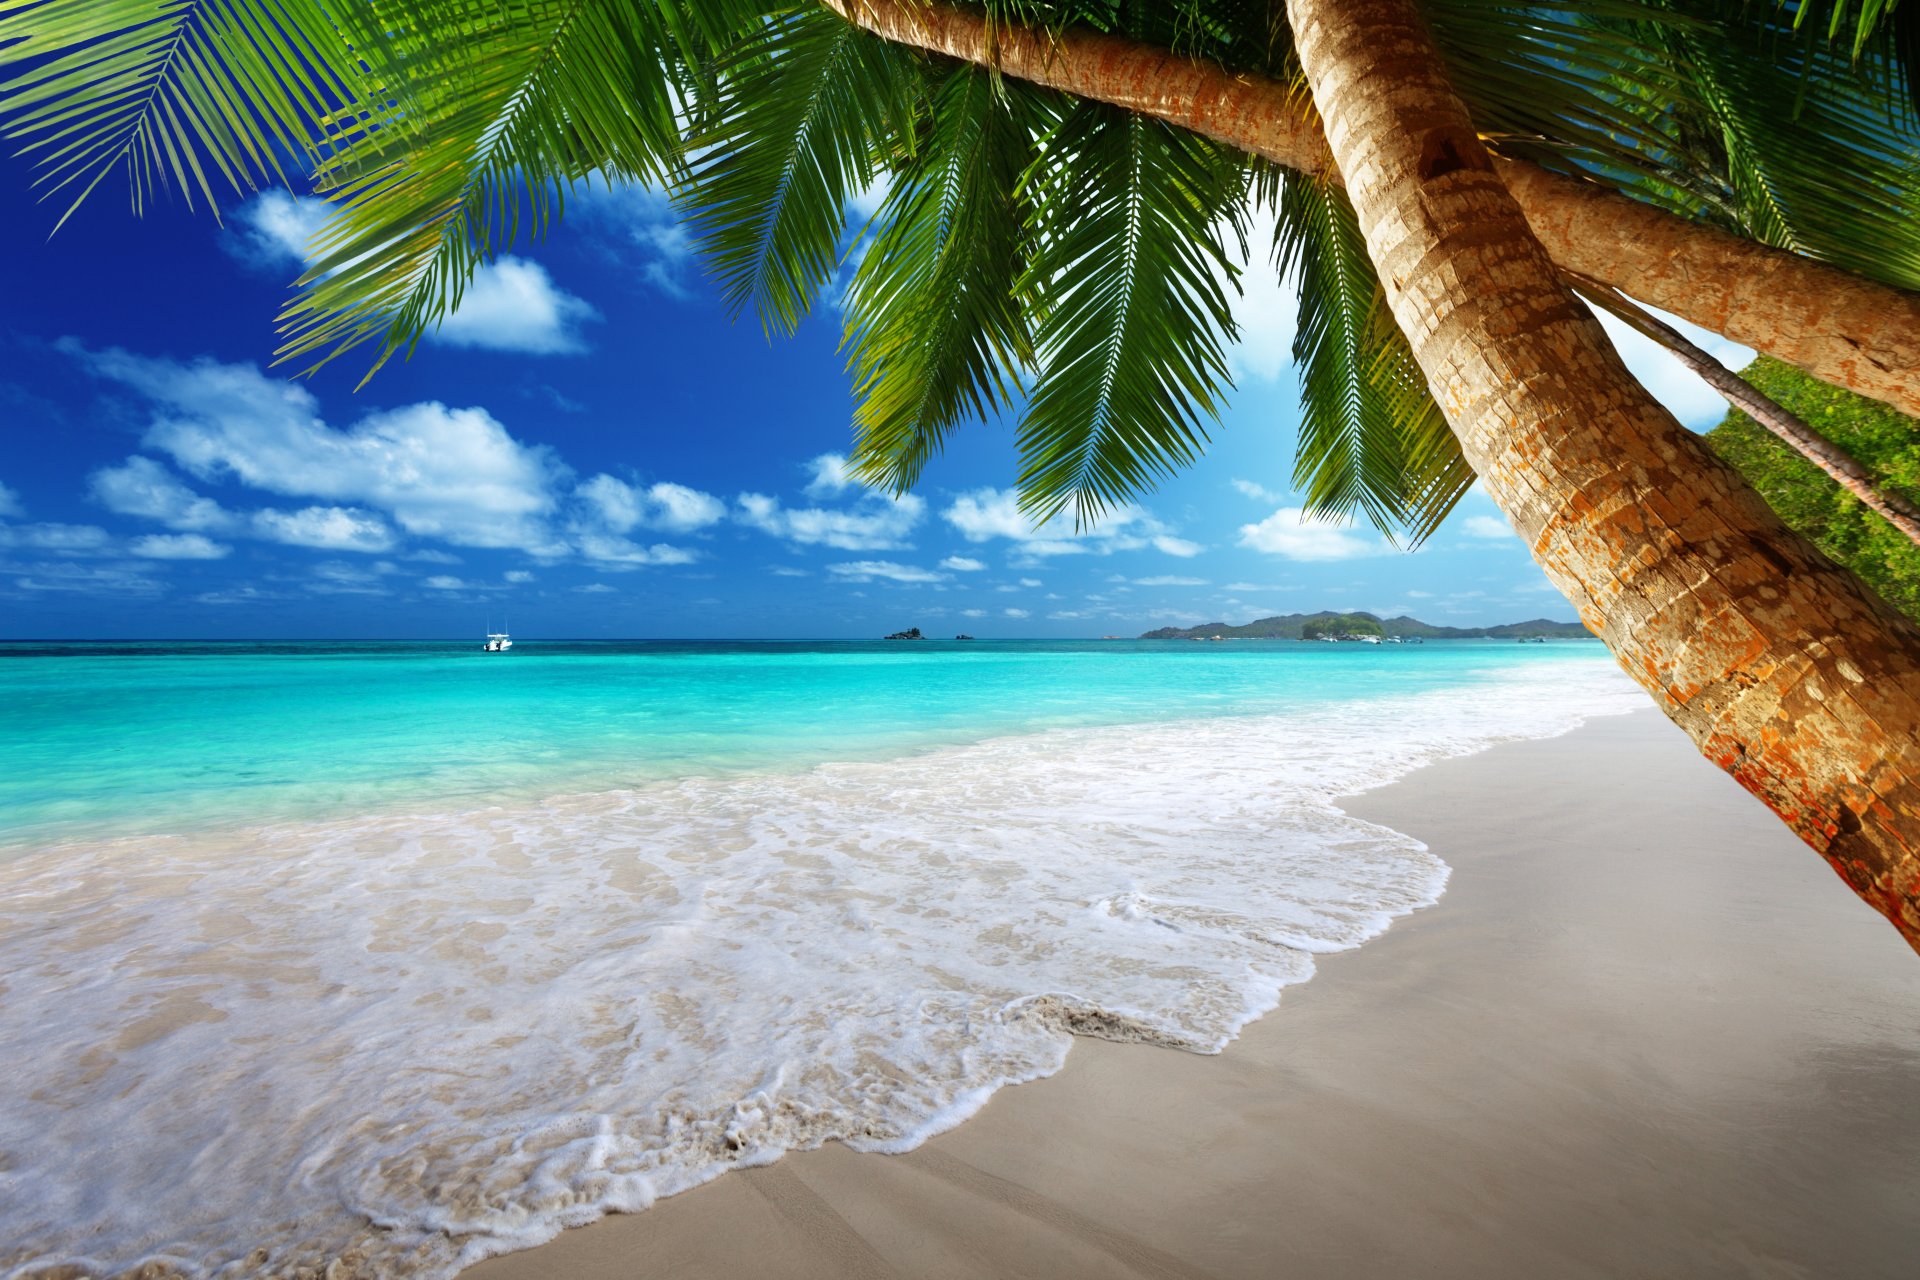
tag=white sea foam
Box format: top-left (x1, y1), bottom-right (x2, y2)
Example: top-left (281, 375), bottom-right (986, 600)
top-left (0, 662), bottom-right (1641, 1278)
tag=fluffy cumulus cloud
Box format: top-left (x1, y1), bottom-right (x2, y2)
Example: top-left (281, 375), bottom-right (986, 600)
top-left (251, 506), bottom-right (396, 553)
top-left (1222, 208), bottom-right (1300, 383)
top-left (431, 257), bottom-right (599, 354)
top-left (1231, 478), bottom-right (1286, 504)
top-left (82, 350), bottom-right (567, 553)
top-left (233, 193), bottom-right (596, 355)
top-left (576, 474), bottom-right (725, 534)
top-left (803, 452), bottom-right (860, 498)
top-left (941, 488), bottom-right (1201, 559)
top-left (0, 480), bottom-right (23, 519)
top-left (129, 533), bottom-right (230, 560)
top-left (90, 456), bottom-right (232, 531)
top-left (1462, 514), bottom-right (1515, 540)
top-left (1238, 508), bottom-right (1392, 561)
top-left (939, 555), bottom-right (987, 572)
top-left (736, 488), bottom-right (924, 552)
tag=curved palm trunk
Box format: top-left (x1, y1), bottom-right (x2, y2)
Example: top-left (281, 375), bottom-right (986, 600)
top-left (822, 0), bottom-right (1920, 421)
top-left (1284, 0), bottom-right (1920, 952)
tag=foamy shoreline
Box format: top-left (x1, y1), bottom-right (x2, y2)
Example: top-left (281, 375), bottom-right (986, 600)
top-left (0, 665), bottom-right (1643, 1278)
top-left (468, 712), bottom-right (1920, 1280)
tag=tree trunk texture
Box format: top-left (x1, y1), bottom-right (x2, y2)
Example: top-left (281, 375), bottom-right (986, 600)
top-left (1285, 0), bottom-right (1920, 952)
top-left (820, 0), bottom-right (1920, 421)
top-left (1572, 276), bottom-right (1920, 547)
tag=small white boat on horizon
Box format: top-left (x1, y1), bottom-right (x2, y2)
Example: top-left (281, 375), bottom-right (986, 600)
top-left (482, 631), bottom-right (513, 653)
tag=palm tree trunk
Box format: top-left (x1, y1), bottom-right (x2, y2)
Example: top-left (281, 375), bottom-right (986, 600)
top-left (1283, 0), bottom-right (1920, 952)
top-left (821, 0), bottom-right (1920, 421)
top-left (1570, 276), bottom-right (1920, 547)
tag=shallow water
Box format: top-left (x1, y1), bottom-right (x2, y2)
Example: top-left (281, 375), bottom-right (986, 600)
top-left (0, 640), bottom-right (1640, 1277)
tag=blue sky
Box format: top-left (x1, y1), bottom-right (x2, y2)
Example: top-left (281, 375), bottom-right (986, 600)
top-left (0, 152), bottom-right (1750, 639)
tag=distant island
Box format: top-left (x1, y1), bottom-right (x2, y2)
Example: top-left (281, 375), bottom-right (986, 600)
top-left (1140, 611), bottom-right (1594, 641)
top-left (883, 627), bottom-right (925, 641)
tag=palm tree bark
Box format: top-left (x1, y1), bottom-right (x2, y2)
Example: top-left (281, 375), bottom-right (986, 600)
top-left (820, 0), bottom-right (1920, 422)
top-left (1282, 0), bottom-right (1920, 952)
top-left (1570, 275), bottom-right (1920, 547)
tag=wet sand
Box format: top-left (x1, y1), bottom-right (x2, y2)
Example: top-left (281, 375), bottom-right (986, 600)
top-left (469, 710), bottom-right (1920, 1279)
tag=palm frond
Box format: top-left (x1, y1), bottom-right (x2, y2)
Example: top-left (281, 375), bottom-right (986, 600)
top-left (1014, 100), bottom-right (1246, 526)
top-left (1276, 172), bottom-right (1474, 545)
top-left (273, 0), bottom-right (751, 379)
top-left (843, 65), bottom-right (1040, 494)
top-left (678, 4), bottom-right (922, 336)
top-left (0, 0), bottom-right (363, 231)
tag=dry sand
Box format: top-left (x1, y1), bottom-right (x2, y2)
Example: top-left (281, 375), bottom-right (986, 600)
top-left (469, 710), bottom-right (1920, 1280)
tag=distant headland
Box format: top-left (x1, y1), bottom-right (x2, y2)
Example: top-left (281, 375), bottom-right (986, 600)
top-left (1139, 611), bottom-right (1593, 641)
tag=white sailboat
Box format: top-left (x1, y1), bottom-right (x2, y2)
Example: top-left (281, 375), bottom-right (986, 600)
top-left (482, 615), bottom-right (513, 652)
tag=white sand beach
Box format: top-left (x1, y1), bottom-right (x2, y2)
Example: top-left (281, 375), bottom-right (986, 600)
top-left (470, 710), bottom-right (1920, 1279)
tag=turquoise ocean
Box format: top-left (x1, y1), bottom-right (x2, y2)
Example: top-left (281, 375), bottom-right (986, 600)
top-left (0, 638), bottom-right (1639, 1276)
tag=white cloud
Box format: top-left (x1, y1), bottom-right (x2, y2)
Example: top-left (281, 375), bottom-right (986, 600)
top-left (573, 183), bottom-right (696, 297)
top-left (431, 257), bottom-right (598, 354)
top-left (0, 522), bottom-right (113, 552)
top-left (234, 194), bottom-right (595, 355)
top-left (406, 549), bottom-right (462, 565)
top-left (1136, 575), bottom-right (1208, 587)
top-left (803, 452), bottom-right (861, 498)
top-left (83, 350), bottom-right (567, 553)
top-left (1238, 508), bottom-right (1392, 561)
top-left (1462, 514), bottom-right (1514, 540)
top-left (1595, 304), bottom-right (1753, 430)
top-left (769, 565), bottom-right (811, 577)
top-left (1004, 607), bottom-right (1029, 619)
top-left (229, 190), bottom-right (329, 270)
top-left (576, 475), bottom-right (726, 534)
top-left (252, 506), bottom-right (395, 553)
top-left (90, 456), bottom-right (232, 531)
top-left (504, 570), bottom-right (535, 583)
top-left (423, 575), bottom-right (469, 590)
top-left (941, 488), bottom-right (1199, 559)
top-left (1231, 479), bottom-right (1286, 504)
top-left (960, 608), bottom-right (987, 618)
top-left (736, 490), bottom-right (924, 551)
top-left (1223, 209), bottom-right (1299, 383)
top-left (130, 533), bottom-right (229, 560)
top-left (575, 582), bottom-right (617, 594)
top-left (573, 533), bottom-right (698, 566)
top-left (940, 555), bottom-right (987, 572)
top-left (1018, 577), bottom-right (1042, 588)
top-left (0, 480), bottom-right (22, 519)
top-left (828, 559), bottom-right (946, 584)
top-left (5, 560), bottom-right (162, 595)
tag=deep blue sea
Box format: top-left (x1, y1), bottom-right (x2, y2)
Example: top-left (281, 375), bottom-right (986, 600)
top-left (0, 637), bottom-right (1640, 1277)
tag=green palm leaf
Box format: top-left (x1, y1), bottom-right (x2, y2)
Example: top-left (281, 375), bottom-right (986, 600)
top-left (276, 0), bottom-right (735, 379)
top-left (842, 65), bottom-right (1040, 495)
top-left (1276, 171), bottom-right (1474, 544)
top-left (1015, 100), bottom-right (1246, 525)
top-left (678, 4), bottom-right (921, 337)
top-left (0, 0), bottom-right (361, 231)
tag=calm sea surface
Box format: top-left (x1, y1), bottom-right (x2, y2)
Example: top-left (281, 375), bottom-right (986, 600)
top-left (2, 637), bottom-right (1614, 848)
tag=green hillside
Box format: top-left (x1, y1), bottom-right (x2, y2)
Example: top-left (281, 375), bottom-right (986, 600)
top-left (1139, 611), bottom-right (1592, 640)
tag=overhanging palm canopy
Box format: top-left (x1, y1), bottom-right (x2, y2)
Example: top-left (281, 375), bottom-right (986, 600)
top-left (2, 0), bottom-right (1916, 537)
